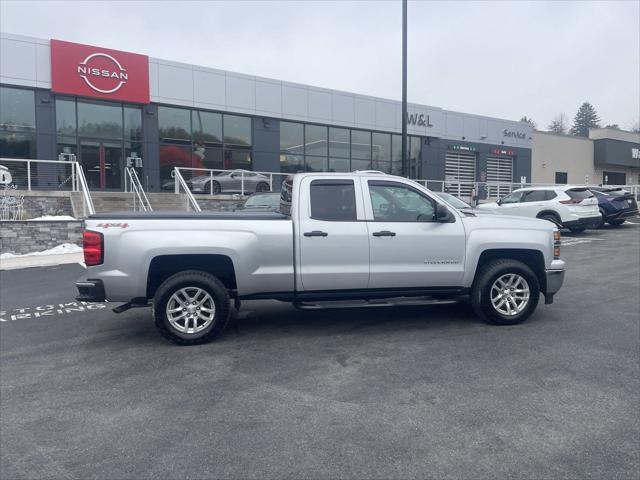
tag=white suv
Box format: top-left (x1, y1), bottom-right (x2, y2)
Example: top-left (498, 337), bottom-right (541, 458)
top-left (477, 186), bottom-right (601, 233)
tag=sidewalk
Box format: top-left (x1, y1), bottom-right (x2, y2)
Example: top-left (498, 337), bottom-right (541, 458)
top-left (0, 252), bottom-right (84, 270)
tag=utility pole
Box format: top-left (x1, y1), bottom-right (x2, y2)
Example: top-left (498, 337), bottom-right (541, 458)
top-left (401, 0), bottom-right (408, 177)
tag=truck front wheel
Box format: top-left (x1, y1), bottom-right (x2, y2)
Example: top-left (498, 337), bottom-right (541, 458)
top-left (153, 270), bottom-right (231, 345)
top-left (471, 259), bottom-right (540, 325)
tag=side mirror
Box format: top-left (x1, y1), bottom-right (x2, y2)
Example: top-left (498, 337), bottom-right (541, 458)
top-left (435, 204), bottom-right (452, 222)
top-left (496, 198), bottom-right (502, 206)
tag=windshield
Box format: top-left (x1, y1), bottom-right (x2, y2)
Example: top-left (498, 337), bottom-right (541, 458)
top-left (244, 193), bottom-right (280, 207)
top-left (435, 191), bottom-right (472, 210)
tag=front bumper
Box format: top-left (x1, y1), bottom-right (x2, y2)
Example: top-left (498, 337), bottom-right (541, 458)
top-left (543, 259), bottom-right (565, 304)
top-left (563, 216), bottom-right (601, 229)
top-left (76, 279), bottom-right (106, 302)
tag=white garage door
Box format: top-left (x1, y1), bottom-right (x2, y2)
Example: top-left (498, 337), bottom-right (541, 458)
top-left (445, 152), bottom-right (476, 197)
top-left (486, 155), bottom-right (513, 198)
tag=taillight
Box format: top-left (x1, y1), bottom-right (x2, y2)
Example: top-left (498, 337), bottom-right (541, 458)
top-left (83, 231), bottom-right (103, 266)
top-left (553, 230), bottom-right (561, 259)
top-left (559, 199), bottom-right (580, 204)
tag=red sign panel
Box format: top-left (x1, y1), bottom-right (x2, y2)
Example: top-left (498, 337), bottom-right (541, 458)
top-left (50, 39), bottom-right (149, 104)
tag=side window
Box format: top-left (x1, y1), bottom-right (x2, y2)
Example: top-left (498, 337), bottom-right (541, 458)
top-left (545, 190), bottom-right (557, 200)
top-left (310, 180), bottom-right (357, 221)
top-left (500, 191), bottom-right (523, 204)
top-left (522, 190), bottom-right (547, 202)
top-left (369, 181), bottom-right (435, 222)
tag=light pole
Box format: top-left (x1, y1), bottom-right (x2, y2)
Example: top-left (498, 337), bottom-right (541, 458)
top-left (401, 0), bottom-right (408, 177)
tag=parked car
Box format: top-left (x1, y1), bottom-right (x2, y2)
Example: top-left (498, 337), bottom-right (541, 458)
top-left (162, 170), bottom-right (271, 194)
top-left (238, 192), bottom-right (281, 211)
top-left (76, 172), bottom-right (565, 345)
top-left (434, 191), bottom-right (496, 216)
top-left (588, 186), bottom-right (639, 227)
top-left (476, 186), bottom-right (601, 233)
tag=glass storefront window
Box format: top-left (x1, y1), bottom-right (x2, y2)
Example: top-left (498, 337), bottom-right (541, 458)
top-left (202, 148), bottom-right (224, 170)
top-left (223, 149), bottom-right (251, 170)
top-left (159, 144), bottom-right (194, 187)
top-left (410, 136), bottom-right (422, 178)
top-left (77, 101), bottom-right (123, 139)
top-left (391, 134), bottom-right (403, 176)
top-left (351, 159), bottom-right (371, 171)
top-left (305, 125), bottom-right (328, 156)
top-left (0, 132), bottom-right (36, 159)
top-left (351, 130), bottom-right (371, 160)
top-left (280, 121), bottom-right (304, 155)
top-left (0, 86), bottom-right (35, 132)
top-left (329, 157), bottom-right (350, 172)
top-left (280, 154), bottom-right (304, 173)
top-left (329, 127), bottom-right (350, 158)
top-left (193, 110), bottom-right (222, 146)
top-left (124, 106), bottom-right (142, 142)
top-left (55, 98), bottom-right (76, 136)
top-left (158, 106), bottom-right (191, 143)
top-left (372, 132), bottom-right (391, 173)
top-left (224, 115), bottom-right (251, 147)
top-left (305, 155), bottom-right (328, 172)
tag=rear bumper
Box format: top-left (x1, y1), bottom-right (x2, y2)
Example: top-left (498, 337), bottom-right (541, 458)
top-left (604, 208), bottom-right (639, 221)
top-left (563, 216), bottom-right (600, 229)
top-left (543, 259), bottom-right (565, 304)
top-left (76, 279), bottom-right (106, 302)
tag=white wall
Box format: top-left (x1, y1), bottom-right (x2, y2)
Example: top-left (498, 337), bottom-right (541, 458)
top-left (531, 132), bottom-right (595, 184)
top-left (1, 32), bottom-right (532, 149)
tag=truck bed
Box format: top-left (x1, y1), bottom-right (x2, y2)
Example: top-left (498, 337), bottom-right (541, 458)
top-left (89, 210), bottom-right (289, 220)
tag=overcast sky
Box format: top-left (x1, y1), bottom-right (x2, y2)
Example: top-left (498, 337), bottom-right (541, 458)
top-left (1, 0), bottom-right (638, 130)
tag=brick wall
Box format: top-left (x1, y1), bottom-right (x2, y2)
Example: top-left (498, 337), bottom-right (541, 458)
top-left (0, 221), bottom-right (83, 256)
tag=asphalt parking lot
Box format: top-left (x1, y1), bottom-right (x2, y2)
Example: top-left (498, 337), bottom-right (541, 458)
top-left (1, 221), bottom-right (639, 479)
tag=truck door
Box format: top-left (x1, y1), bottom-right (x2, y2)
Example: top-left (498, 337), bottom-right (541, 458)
top-left (364, 179), bottom-right (466, 288)
top-left (297, 177), bottom-right (370, 291)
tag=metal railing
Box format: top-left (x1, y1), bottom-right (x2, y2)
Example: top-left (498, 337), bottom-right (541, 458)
top-left (124, 167), bottom-right (152, 212)
top-left (172, 167), bottom-right (289, 197)
top-left (0, 157), bottom-right (95, 216)
top-left (174, 168), bottom-right (201, 212)
top-left (74, 161), bottom-right (95, 216)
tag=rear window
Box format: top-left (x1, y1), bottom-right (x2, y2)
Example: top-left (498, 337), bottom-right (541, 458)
top-left (566, 188), bottom-right (594, 201)
top-left (310, 180), bottom-right (357, 221)
top-left (280, 176), bottom-right (293, 215)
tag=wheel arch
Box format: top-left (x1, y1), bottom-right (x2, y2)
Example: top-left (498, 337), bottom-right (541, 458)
top-left (536, 209), bottom-right (562, 222)
top-left (147, 254), bottom-right (237, 299)
top-left (473, 249), bottom-right (546, 292)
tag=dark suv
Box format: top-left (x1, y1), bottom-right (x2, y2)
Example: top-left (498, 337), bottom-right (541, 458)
top-left (589, 187), bottom-right (639, 227)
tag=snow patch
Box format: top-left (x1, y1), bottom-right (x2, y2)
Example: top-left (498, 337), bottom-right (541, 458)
top-left (27, 215), bottom-right (77, 221)
top-left (0, 243), bottom-right (82, 259)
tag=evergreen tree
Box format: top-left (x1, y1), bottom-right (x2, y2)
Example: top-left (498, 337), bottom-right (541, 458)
top-left (570, 102), bottom-right (601, 137)
top-left (519, 116), bottom-right (537, 128)
top-left (547, 113), bottom-right (568, 134)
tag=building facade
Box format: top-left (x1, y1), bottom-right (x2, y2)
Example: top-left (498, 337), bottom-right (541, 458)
top-left (532, 129), bottom-right (640, 186)
top-left (0, 32), bottom-right (533, 193)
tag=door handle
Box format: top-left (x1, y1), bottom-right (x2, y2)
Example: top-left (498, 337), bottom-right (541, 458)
top-left (372, 230), bottom-right (396, 237)
top-left (304, 230), bottom-right (328, 237)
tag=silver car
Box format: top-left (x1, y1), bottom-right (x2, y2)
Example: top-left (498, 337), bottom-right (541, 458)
top-left (191, 170), bottom-right (271, 194)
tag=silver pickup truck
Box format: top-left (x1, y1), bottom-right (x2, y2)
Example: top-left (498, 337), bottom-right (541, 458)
top-left (76, 172), bottom-right (565, 345)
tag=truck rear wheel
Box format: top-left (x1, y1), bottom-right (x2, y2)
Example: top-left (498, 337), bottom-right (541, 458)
top-left (471, 259), bottom-right (540, 325)
top-left (153, 270), bottom-right (230, 345)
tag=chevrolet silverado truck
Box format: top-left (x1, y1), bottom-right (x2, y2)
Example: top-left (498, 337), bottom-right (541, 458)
top-left (76, 172), bottom-right (565, 345)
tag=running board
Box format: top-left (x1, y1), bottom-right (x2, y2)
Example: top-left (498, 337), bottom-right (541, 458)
top-left (293, 296), bottom-right (460, 310)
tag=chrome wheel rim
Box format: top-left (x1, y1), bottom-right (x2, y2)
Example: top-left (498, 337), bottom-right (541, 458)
top-left (166, 287), bottom-right (216, 334)
top-left (490, 274), bottom-right (530, 316)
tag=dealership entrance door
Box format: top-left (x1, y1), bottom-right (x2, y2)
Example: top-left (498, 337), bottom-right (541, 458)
top-left (79, 140), bottom-right (123, 190)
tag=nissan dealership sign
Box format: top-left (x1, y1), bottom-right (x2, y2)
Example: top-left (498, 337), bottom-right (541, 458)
top-left (50, 39), bottom-right (149, 103)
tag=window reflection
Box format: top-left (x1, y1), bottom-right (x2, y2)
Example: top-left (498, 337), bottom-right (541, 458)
top-left (77, 101), bottom-right (123, 139)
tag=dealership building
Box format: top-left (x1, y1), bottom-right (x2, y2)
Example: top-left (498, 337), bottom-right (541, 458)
top-left (1, 32), bottom-right (534, 194)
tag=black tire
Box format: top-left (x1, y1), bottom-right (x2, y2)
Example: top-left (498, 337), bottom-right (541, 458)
top-left (568, 226), bottom-right (586, 234)
top-left (255, 182), bottom-right (270, 193)
top-left (153, 270), bottom-right (230, 345)
top-left (608, 219), bottom-right (625, 226)
top-left (538, 212), bottom-right (561, 227)
top-left (471, 259), bottom-right (540, 326)
top-left (206, 180), bottom-right (221, 195)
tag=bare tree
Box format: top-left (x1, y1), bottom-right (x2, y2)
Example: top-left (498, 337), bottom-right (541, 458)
top-left (547, 113), bottom-right (568, 134)
top-left (629, 119), bottom-right (640, 133)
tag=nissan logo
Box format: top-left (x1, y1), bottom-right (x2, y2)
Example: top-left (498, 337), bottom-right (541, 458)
top-left (77, 52), bottom-right (128, 94)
